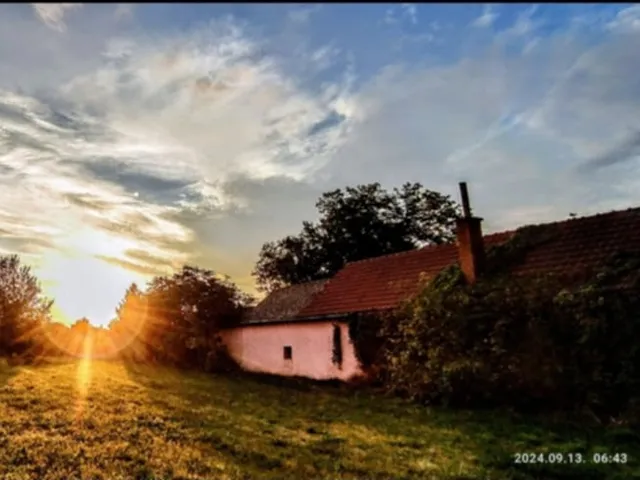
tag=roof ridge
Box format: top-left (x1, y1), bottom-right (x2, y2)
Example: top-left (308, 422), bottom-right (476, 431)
top-left (245, 277), bottom-right (331, 324)
top-left (277, 278), bottom-right (329, 292)
top-left (292, 204), bottom-right (640, 320)
top-left (343, 230), bottom-right (512, 267)
top-left (341, 206), bottom-right (640, 268)
top-left (514, 205), bottom-right (640, 231)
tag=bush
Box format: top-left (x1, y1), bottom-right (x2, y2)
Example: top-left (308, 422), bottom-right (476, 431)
top-left (204, 336), bottom-right (241, 374)
top-left (347, 312), bottom-right (386, 371)
top-left (375, 228), bottom-right (640, 420)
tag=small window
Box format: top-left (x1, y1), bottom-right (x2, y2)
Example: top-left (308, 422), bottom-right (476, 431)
top-left (283, 346), bottom-right (292, 360)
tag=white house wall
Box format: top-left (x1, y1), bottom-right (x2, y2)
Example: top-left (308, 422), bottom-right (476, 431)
top-left (221, 320), bottom-right (362, 381)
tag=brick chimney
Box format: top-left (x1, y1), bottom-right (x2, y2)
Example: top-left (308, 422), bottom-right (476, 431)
top-left (456, 182), bottom-right (485, 284)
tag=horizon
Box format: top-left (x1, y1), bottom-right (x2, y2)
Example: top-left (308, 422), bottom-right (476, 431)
top-left (1, 4), bottom-right (640, 326)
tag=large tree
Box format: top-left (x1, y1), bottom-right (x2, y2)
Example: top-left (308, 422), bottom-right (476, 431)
top-left (112, 267), bottom-right (252, 368)
top-left (254, 182), bottom-right (461, 291)
top-left (109, 283), bottom-right (148, 361)
top-left (0, 254), bottom-right (53, 356)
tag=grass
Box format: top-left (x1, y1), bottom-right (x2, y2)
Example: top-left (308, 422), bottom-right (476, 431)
top-left (0, 359), bottom-right (638, 479)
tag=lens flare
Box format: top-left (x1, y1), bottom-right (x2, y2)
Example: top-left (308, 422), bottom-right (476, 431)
top-left (74, 333), bottom-right (93, 423)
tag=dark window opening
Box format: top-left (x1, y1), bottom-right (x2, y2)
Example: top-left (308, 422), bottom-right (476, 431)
top-left (283, 345), bottom-right (292, 360)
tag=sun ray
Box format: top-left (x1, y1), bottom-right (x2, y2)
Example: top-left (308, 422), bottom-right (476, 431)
top-left (73, 333), bottom-right (93, 424)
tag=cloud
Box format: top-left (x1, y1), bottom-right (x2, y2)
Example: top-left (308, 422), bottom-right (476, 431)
top-left (57, 21), bottom-right (353, 186)
top-left (0, 232), bottom-right (57, 256)
top-left (2, 4), bottom-right (640, 321)
top-left (31, 3), bottom-right (82, 32)
top-left (95, 255), bottom-right (167, 277)
top-left (401, 4), bottom-right (418, 25)
top-left (96, 246), bottom-right (178, 277)
top-left (0, 11), bottom-right (353, 273)
top-left (578, 131), bottom-right (640, 172)
top-left (472, 5), bottom-right (498, 28)
top-left (607, 5), bottom-right (640, 33)
top-left (114, 3), bottom-right (134, 22)
top-left (322, 15), bottom-right (640, 231)
top-left (501, 5), bottom-right (540, 38)
top-left (61, 192), bottom-right (114, 212)
top-left (384, 4), bottom-right (418, 26)
top-left (73, 160), bottom-right (194, 205)
top-left (288, 5), bottom-right (322, 25)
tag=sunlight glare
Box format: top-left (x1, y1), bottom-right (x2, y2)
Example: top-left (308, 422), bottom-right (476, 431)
top-left (74, 334), bottom-right (93, 424)
top-left (37, 247), bottom-right (148, 327)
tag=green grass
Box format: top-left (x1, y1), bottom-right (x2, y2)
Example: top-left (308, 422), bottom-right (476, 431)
top-left (0, 359), bottom-right (638, 479)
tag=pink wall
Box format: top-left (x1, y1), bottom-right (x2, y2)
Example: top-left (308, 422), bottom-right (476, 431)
top-left (221, 320), bottom-right (362, 381)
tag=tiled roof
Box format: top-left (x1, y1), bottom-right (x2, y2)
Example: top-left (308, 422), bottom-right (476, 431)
top-left (243, 279), bottom-right (329, 324)
top-left (297, 207), bottom-right (640, 318)
top-left (296, 232), bottom-right (511, 318)
top-left (508, 207), bottom-right (640, 278)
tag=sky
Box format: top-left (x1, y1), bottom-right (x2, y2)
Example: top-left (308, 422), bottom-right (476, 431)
top-left (2, 3), bottom-right (640, 326)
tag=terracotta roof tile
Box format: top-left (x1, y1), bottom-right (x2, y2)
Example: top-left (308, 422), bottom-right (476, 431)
top-left (297, 207), bottom-right (640, 318)
top-left (510, 207), bottom-right (640, 278)
top-left (243, 279), bottom-right (328, 324)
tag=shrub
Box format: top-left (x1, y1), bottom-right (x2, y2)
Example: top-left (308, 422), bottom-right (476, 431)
top-left (376, 226), bottom-right (640, 420)
top-left (347, 312), bottom-right (386, 370)
top-left (204, 336), bottom-right (241, 374)
top-left (332, 324), bottom-right (343, 368)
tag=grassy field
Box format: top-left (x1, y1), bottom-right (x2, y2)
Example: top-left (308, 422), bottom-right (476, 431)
top-left (0, 360), bottom-right (638, 480)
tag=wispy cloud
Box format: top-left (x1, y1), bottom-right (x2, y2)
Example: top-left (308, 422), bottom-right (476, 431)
top-left (325, 12), bottom-right (640, 229)
top-left (114, 3), bottom-right (134, 22)
top-left (502, 5), bottom-right (540, 38)
top-left (1, 4), bottom-right (640, 323)
top-left (401, 4), bottom-right (418, 25)
top-left (288, 4), bottom-right (322, 25)
top-left (31, 3), bottom-right (82, 32)
top-left (607, 5), bottom-right (640, 33)
top-left (384, 4), bottom-right (419, 26)
top-left (578, 131), bottom-right (640, 172)
top-left (0, 9), bottom-right (356, 321)
top-left (472, 4), bottom-right (498, 28)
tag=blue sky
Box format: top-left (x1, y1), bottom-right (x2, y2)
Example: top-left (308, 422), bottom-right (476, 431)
top-left (2, 3), bottom-right (640, 325)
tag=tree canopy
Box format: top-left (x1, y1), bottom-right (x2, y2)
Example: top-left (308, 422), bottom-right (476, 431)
top-left (113, 266), bottom-right (253, 368)
top-left (0, 254), bottom-right (53, 356)
top-left (253, 182), bottom-right (461, 291)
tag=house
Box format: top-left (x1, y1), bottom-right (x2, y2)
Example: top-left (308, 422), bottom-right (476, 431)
top-left (221, 279), bottom-right (362, 381)
top-left (222, 183), bottom-right (640, 381)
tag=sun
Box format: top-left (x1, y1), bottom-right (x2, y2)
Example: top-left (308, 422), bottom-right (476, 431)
top-left (37, 248), bottom-right (149, 327)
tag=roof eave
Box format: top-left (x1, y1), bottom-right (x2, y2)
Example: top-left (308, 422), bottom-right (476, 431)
top-left (222, 312), bottom-right (348, 329)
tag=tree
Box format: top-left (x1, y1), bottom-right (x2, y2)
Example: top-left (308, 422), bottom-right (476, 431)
top-left (152, 266), bottom-right (252, 367)
top-left (0, 254), bottom-right (53, 356)
top-left (70, 317), bottom-right (92, 336)
top-left (109, 283), bottom-right (149, 361)
top-left (114, 266), bottom-right (252, 369)
top-left (254, 182), bottom-right (461, 291)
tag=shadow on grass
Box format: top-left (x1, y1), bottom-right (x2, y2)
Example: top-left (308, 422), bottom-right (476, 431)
top-left (0, 357), bottom-right (21, 388)
top-left (122, 363), bottom-right (640, 480)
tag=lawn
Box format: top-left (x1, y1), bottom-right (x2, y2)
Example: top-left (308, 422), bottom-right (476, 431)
top-left (0, 360), bottom-right (637, 479)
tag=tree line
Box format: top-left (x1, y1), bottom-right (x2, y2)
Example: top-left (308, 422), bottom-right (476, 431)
top-left (1, 182), bottom-right (457, 369)
top-left (2, 180), bottom-right (637, 425)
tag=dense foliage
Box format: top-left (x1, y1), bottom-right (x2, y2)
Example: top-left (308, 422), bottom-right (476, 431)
top-left (0, 254), bottom-right (53, 359)
top-left (347, 312), bottom-right (386, 372)
top-left (369, 228), bottom-right (640, 422)
top-left (254, 182), bottom-right (460, 292)
top-left (0, 255), bottom-right (252, 372)
top-left (111, 266), bottom-right (253, 371)
top-left (331, 324), bottom-right (343, 368)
